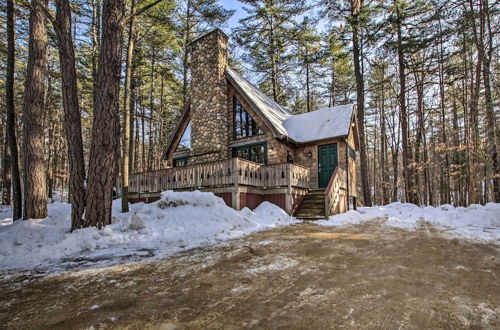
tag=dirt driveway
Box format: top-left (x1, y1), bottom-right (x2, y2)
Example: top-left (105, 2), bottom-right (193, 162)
top-left (1, 221), bottom-right (499, 329)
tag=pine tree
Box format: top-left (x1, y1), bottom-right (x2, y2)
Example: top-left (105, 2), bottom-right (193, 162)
top-left (174, 0), bottom-right (234, 104)
top-left (322, 0), bottom-right (375, 206)
top-left (324, 28), bottom-right (355, 107)
top-left (85, 0), bottom-right (125, 228)
top-left (22, 0), bottom-right (49, 219)
top-left (292, 17), bottom-right (324, 113)
top-left (233, 0), bottom-right (308, 104)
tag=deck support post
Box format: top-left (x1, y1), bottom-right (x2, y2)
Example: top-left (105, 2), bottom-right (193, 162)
top-left (232, 158), bottom-right (240, 210)
top-left (285, 164), bottom-right (293, 214)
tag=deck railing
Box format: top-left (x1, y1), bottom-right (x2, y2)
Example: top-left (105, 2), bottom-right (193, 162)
top-left (117, 158), bottom-right (310, 194)
top-left (324, 167), bottom-right (347, 216)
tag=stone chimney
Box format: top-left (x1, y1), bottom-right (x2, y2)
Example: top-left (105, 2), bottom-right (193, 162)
top-left (189, 29), bottom-right (229, 164)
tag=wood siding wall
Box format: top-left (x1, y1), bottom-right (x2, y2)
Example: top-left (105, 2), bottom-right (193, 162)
top-left (240, 192), bottom-right (286, 211)
top-left (215, 192), bottom-right (232, 207)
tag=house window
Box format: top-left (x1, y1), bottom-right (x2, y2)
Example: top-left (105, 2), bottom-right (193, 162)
top-left (173, 157), bottom-right (188, 167)
top-left (233, 97), bottom-right (263, 139)
top-left (175, 121), bottom-right (191, 152)
top-left (348, 145), bottom-right (356, 160)
top-left (232, 142), bottom-right (267, 164)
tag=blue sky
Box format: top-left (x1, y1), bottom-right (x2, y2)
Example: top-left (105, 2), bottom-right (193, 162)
top-left (218, 0), bottom-right (328, 35)
top-left (219, 0), bottom-right (247, 33)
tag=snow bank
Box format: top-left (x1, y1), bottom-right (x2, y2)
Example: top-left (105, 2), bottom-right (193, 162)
top-left (317, 202), bottom-right (500, 244)
top-left (0, 191), bottom-right (296, 271)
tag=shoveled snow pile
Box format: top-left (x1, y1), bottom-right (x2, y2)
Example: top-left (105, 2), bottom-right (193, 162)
top-left (0, 190), bottom-right (296, 271)
top-left (317, 202), bottom-right (500, 244)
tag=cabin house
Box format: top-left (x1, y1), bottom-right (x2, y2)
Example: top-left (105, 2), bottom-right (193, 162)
top-left (120, 29), bottom-right (359, 219)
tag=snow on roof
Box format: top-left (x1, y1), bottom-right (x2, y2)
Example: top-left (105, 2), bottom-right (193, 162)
top-left (282, 104), bottom-right (355, 143)
top-left (226, 67), bottom-right (291, 136)
top-left (226, 67), bottom-right (355, 143)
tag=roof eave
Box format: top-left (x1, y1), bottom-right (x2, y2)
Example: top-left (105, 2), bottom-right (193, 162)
top-left (291, 134), bottom-right (349, 146)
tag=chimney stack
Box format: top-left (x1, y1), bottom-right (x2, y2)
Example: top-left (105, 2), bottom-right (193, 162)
top-left (189, 29), bottom-right (229, 163)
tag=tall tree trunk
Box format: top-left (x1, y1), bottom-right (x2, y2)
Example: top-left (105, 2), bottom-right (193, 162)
top-left (395, 7), bottom-right (413, 204)
top-left (451, 97), bottom-right (461, 206)
top-left (45, 75), bottom-right (54, 200)
top-left (134, 100), bottom-right (140, 173)
top-left (269, 13), bottom-right (279, 102)
top-left (121, 0), bottom-right (137, 213)
top-left (305, 53), bottom-right (311, 112)
top-left (130, 73), bottom-right (137, 174)
top-left (379, 68), bottom-right (389, 205)
top-left (147, 48), bottom-right (155, 171)
top-left (329, 56), bottom-right (336, 107)
top-left (351, 3), bottom-right (372, 206)
top-left (22, 0), bottom-right (49, 219)
top-left (467, 0), bottom-right (483, 204)
top-left (54, 0), bottom-right (87, 229)
top-left (6, 0), bottom-right (22, 219)
top-left (92, 0), bottom-right (101, 108)
top-left (181, 0), bottom-right (191, 105)
top-left (481, 0), bottom-right (499, 202)
top-left (85, 0), bottom-right (124, 228)
top-left (438, 18), bottom-right (450, 204)
top-left (2, 133), bottom-right (12, 206)
top-left (141, 99), bottom-right (146, 172)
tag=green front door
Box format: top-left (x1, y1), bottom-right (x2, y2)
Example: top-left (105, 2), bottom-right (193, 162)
top-left (318, 143), bottom-right (338, 188)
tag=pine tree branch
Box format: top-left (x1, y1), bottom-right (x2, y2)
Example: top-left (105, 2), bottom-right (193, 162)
top-left (21, 0), bottom-right (56, 24)
top-left (124, 0), bottom-right (164, 23)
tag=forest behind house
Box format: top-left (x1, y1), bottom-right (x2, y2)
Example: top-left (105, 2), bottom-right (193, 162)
top-left (0, 0), bottom-right (498, 228)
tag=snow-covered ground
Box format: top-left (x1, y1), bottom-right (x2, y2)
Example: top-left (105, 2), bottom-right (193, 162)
top-left (0, 191), bottom-right (297, 271)
top-left (1, 191), bottom-right (499, 272)
top-left (318, 202), bottom-right (500, 244)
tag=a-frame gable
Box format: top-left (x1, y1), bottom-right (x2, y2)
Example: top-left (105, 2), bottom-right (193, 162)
top-left (227, 82), bottom-right (279, 141)
top-left (225, 68), bottom-right (291, 139)
top-left (161, 101), bottom-right (191, 161)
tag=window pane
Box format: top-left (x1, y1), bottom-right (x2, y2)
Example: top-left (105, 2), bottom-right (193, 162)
top-left (233, 97), bottom-right (263, 139)
top-left (173, 158), bottom-right (187, 167)
top-left (233, 143), bottom-right (266, 164)
top-left (236, 147), bottom-right (249, 159)
top-left (250, 145), bottom-right (265, 164)
top-left (175, 121), bottom-right (192, 152)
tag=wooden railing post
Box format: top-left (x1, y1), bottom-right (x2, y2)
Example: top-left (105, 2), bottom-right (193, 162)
top-left (232, 158), bottom-right (240, 210)
top-left (285, 163), bottom-right (293, 213)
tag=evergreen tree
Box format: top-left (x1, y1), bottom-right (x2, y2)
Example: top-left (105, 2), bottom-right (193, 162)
top-left (291, 17), bottom-right (324, 113)
top-left (233, 0), bottom-right (309, 105)
top-left (174, 0), bottom-right (234, 104)
top-left (324, 28), bottom-right (355, 107)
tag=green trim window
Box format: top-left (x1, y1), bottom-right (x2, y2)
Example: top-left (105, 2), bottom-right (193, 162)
top-left (233, 97), bottom-right (263, 139)
top-left (173, 157), bottom-right (188, 167)
top-left (232, 142), bottom-right (267, 165)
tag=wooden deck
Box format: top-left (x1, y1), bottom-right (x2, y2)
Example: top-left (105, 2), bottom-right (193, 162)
top-left (116, 158), bottom-right (310, 195)
top-left (116, 158), bottom-right (352, 216)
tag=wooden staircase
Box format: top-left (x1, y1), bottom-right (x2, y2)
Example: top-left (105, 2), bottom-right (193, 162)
top-left (294, 189), bottom-right (327, 221)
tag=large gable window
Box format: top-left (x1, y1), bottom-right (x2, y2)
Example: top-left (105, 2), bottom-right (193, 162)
top-left (233, 97), bottom-right (263, 139)
top-left (175, 121), bottom-right (191, 152)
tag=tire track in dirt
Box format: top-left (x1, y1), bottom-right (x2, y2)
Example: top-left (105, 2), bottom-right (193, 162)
top-left (0, 222), bottom-right (498, 329)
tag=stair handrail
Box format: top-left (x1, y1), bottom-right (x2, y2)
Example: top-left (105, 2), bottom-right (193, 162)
top-left (324, 167), bottom-right (347, 216)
